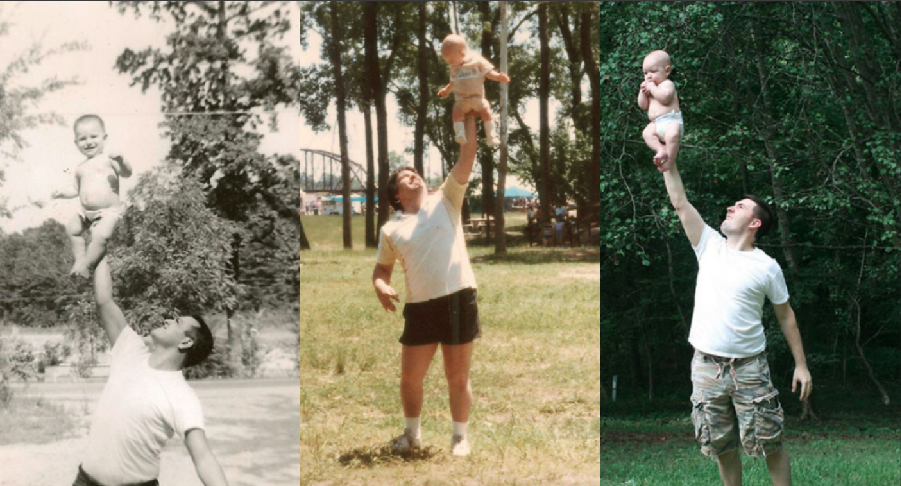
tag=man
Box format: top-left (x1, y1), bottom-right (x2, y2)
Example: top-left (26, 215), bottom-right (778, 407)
top-left (660, 160), bottom-right (812, 486)
top-left (372, 118), bottom-right (480, 456)
top-left (73, 257), bottom-right (228, 486)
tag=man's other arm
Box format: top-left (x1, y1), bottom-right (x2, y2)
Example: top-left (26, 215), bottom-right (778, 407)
top-left (185, 429), bottom-right (229, 486)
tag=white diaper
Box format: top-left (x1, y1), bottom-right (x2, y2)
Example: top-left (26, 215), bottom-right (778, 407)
top-left (655, 111), bottom-right (684, 140)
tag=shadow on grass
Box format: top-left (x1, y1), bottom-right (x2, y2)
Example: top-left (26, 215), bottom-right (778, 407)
top-left (471, 247), bottom-right (600, 265)
top-left (338, 445), bottom-right (442, 468)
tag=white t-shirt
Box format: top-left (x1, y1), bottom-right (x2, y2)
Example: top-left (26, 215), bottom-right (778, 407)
top-left (82, 327), bottom-right (205, 485)
top-left (376, 175), bottom-right (477, 303)
top-left (450, 53), bottom-right (494, 99)
top-left (689, 225), bottom-right (790, 358)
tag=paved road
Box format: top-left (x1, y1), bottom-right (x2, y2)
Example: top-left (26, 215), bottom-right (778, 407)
top-left (1, 378), bottom-right (300, 486)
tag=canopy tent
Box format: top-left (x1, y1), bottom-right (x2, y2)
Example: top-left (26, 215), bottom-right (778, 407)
top-left (324, 195), bottom-right (377, 202)
top-left (499, 186), bottom-right (536, 198)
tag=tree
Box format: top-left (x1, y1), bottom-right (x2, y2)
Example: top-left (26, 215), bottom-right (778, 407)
top-left (112, 168), bottom-right (239, 330)
top-left (328, 1), bottom-right (353, 249)
top-left (113, 1), bottom-right (304, 354)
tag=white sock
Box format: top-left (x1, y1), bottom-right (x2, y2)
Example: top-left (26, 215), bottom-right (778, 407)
top-left (452, 421), bottom-right (468, 438)
top-left (405, 417), bottom-right (421, 438)
top-left (454, 122), bottom-right (466, 141)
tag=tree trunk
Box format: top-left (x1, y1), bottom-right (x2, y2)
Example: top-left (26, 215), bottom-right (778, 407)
top-left (580, 7), bottom-right (600, 213)
top-left (538, 3), bottom-right (551, 220)
top-left (494, 1), bottom-right (508, 255)
top-left (363, 2), bottom-right (390, 230)
top-left (329, 1), bottom-right (352, 249)
top-left (478, 1), bottom-right (495, 226)
top-left (363, 100), bottom-right (376, 248)
top-left (413, 2), bottom-right (428, 177)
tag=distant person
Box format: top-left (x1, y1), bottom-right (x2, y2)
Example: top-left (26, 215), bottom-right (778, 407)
top-left (72, 257), bottom-right (228, 486)
top-left (638, 50), bottom-right (683, 172)
top-left (437, 33), bottom-right (510, 145)
top-left (372, 118), bottom-right (480, 457)
top-left (51, 115), bottom-right (132, 278)
top-left (658, 158), bottom-right (812, 486)
top-left (527, 203), bottom-right (537, 225)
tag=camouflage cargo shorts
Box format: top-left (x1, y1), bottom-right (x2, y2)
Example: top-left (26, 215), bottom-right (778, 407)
top-left (690, 350), bottom-right (784, 457)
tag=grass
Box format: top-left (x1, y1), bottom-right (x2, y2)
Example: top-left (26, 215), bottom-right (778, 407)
top-left (0, 394), bottom-right (76, 445)
top-left (298, 218), bottom-right (601, 485)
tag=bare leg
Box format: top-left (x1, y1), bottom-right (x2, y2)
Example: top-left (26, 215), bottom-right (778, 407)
top-left (661, 124), bottom-right (683, 171)
top-left (478, 108), bottom-right (499, 145)
top-left (716, 449), bottom-right (742, 486)
top-left (766, 449), bottom-right (792, 486)
top-left (78, 214), bottom-right (120, 278)
top-left (65, 215), bottom-right (87, 276)
top-left (400, 343), bottom-right (440, 418)
top-left (441, 341), bottom-right (474, 422)
top-left (642, 122), bottom-right (668, 170)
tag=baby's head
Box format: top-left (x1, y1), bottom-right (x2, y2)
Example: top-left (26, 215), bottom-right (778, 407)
top-left (73, 114), bottom-right (108, 158)
top-left (441, 34), bottom-right (468, 67)
top-left (642, 50), bottom-right (672, 84)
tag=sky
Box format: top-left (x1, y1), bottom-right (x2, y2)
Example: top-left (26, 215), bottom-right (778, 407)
top-left (0, 2), bottom-right (303, 233)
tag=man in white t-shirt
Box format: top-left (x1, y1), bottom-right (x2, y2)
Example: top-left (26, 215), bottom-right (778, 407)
top-left (72, 257), bottom-right (228, 486)
top-left (372, 118), bottom-right (480, 457)
top-left (660, 160), bottom-right (812, 486)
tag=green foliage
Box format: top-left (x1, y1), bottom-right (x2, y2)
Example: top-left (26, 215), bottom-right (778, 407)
top-left (0, 220), bottom-right (79, 327)
top-left (111, 167), bottom-right (240, 334)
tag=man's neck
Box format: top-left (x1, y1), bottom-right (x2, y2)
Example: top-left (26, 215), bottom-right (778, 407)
top-left (148, 347), bottom-right (185, 372)
top-left (724, 233), bottom-right (756, 252)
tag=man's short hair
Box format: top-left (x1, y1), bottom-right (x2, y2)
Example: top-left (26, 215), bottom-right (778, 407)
top-left (74, 114), bottom-right (106, 132)
top-left (183, 314), bottom-right (214, 368)
top-left (744, 194), bottom-right (774, 240)
top-left (386, 166), bottom-right (420, 211)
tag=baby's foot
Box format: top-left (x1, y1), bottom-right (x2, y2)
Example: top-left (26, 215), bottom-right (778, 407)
top-left (70, 262), bottom-right (90, 279)
top-left (653, 150), bottom-right (669, 170)
top-left (455, 131), bottom-right (468, 144)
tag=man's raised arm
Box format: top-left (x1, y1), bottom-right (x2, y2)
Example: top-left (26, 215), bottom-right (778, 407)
top-left (662, 163), bottom-right (705, 247)
top-left (449, 117), bottom-right (478, 185)
top-left (94, 257), bottom-right (127, 345)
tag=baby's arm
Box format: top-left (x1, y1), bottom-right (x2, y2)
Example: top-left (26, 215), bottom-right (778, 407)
top-left (485, 70), bottom-right (510, 84)
top-left (51, 170), bottom-right (80, 199)
top-left (438, 81), bottom-right (454, 98)
top-left (108, 151), bottom-right (133, 178)
top-left (646, 79), bottom-right (677, 106)
top-left (638, 81), bottom-right (650, 110)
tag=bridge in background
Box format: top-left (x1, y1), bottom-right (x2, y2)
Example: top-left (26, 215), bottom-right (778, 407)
top-left (300, 149), bottom-right (366, 193)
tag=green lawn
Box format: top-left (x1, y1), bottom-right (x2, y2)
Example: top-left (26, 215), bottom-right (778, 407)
top-left (298, 219), bottom-right (601, 485)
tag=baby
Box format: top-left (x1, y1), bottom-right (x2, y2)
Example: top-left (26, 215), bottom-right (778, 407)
top-left (437, 34), bottom-right (510, 146)
top-left (51, 114), bottom-right (132, 278)
top-left (637, 50), bottom-right (683, 172)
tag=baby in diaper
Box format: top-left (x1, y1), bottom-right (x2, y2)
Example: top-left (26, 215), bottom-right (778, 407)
top-left (637, 50), bottom-right (683, 172)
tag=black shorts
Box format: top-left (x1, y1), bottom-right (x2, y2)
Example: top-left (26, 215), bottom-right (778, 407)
top-left (400, 288), bottom-right (481, 346)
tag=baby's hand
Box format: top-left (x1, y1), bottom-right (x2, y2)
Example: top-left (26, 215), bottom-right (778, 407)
top-left (437, 87), bottom-right (450, 98)
top-left (497, 72), bottom-right (510, 84)
top-left (50, 190), bottom-right (61, 200)
top-left (108, 150), bottom-right (123, 162)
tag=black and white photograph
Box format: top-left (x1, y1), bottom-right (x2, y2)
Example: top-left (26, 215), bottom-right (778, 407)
top-left (0, 2), bottom-right (303, 485)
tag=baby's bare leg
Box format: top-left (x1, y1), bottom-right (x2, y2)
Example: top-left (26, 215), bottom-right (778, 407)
top-left (478, 106), bottom-right (499, 145)
top-left (66, 214), bottom-right (87, 275)
top-left (642, 123), bottom-right (668, 170)
top-left (662, 124), bottom-right (682, 169)
top-left (79, 213), bottom-right (120, 278)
